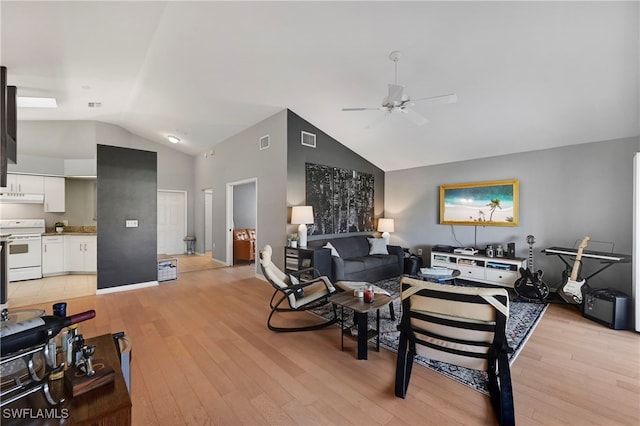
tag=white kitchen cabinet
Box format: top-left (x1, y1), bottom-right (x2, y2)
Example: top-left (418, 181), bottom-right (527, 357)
top-left (2, 173), bottom-right (44, 194)
top-left (64, 235), bottom-right (97, 273)
top-left (42, 236), bottom-right (65, 275)
top-left (44, 176), bottom-right (65, 212)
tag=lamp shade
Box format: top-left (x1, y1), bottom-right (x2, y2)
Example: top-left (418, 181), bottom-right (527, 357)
top-left (291, 206), bottom-right (314, 224)
top-left (377, 218), bottom-right (395, 233)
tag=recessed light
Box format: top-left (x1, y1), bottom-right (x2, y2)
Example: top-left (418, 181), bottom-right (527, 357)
top-left (168, 135), bottom-right (180, 144)
top-left (16, 97), bottom-right (57, 108)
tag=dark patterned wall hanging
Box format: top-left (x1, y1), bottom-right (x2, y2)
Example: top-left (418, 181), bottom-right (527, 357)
top-left (305, 163), bottom-right (375, 235)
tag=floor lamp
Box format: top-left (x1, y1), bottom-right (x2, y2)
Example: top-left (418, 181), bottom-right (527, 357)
top-left (291, 206), bottom-right (314, 248)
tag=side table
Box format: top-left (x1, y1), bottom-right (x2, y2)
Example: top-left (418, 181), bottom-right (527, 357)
top-left (328, 291), bottom-right (393, 360)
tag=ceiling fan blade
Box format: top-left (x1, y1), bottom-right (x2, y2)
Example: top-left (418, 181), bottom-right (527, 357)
top-left (342, 107), bottom-right (381, 111)
top-left (412, 93), bottom-right (458, 106)
top-left (400, 108), bottom-right (429, 126)
top-left (387, 84), bottom-right (404, 104)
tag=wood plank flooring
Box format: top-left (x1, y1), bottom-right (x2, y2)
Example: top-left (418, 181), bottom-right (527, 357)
top-left (12, 265), bottom-right (640, 425)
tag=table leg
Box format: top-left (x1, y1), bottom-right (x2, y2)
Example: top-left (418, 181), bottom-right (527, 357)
top-left (356, 311), bottom-right (368, 360)
top-left (340, 306), bottom-right (344, 351)
top-left (376, 308), bottom-right (380, 352)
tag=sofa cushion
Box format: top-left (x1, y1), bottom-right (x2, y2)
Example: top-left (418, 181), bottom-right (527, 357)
top-left (342, 258), bottom-right (367, 275)
top-left (330, 236), bottom-right (371, 258)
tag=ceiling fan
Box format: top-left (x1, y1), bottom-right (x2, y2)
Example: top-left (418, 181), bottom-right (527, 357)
top-left (342, 51), bottom-right (457, 127)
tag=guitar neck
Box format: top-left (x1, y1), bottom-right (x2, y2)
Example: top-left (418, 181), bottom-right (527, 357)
top-left (570, 237), bottom-right (590, 281)
top-left (528, 246), bottom-right (534, 271)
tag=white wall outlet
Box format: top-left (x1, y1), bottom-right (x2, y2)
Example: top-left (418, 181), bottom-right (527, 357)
top-left (125, 220), bottom-right (138, 228)
top-left (417, 248), bottom-right (423, 255)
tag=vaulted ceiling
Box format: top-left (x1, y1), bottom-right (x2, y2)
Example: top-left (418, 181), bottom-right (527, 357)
top-left (2, 1), bottom-right (638, 171)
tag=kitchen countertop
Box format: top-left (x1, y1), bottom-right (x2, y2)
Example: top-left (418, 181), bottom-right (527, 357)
top-left (43, 225), bottom-right (97, 236)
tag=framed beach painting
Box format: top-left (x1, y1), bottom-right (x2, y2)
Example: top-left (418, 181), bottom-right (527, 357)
top-left (440, 179), bottom-right (519, 226)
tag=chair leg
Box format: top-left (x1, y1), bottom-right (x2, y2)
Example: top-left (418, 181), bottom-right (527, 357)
top-left (487, 352), bottom-right (515, 426)
top-left (389, 303), bottom-right (395, 321)
top-left (267, 298), bottom-right (339, 333)
top-left (394, 332), bottom-right (414, 398)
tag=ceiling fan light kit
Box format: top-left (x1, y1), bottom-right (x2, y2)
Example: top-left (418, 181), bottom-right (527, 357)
top-left (342, 50), bottom-right (457, 127)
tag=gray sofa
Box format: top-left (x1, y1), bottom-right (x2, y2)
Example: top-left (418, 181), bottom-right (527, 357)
top-left (308, 235), bottom-right (403, 283)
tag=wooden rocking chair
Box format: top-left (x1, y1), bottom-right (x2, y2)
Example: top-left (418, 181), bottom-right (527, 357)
top-left (259, 245), bottom-right (338, 332)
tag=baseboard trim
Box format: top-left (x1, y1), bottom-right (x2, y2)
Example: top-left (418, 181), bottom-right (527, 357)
top-left (97, 281), bottom-right (159, 295)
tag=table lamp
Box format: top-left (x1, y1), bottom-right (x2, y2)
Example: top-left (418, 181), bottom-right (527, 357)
top-left (291, 206), bottom-right (314, 248)
top-left (378, 218), bottom-right (395, 245)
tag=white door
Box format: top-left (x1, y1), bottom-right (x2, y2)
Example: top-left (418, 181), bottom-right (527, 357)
top-left (158, 191), bottom-right (187, 255)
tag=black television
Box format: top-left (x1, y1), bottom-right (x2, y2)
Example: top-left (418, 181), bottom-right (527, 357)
top-left (1, 65), bottom-right (17, 188)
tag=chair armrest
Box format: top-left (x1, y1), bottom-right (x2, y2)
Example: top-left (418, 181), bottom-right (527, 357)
top-left (287, 276), bottom-right (336, 293)
top-left (289, 267), bottom-right (314, 278)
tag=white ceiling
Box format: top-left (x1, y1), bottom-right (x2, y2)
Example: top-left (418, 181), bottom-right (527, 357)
top-left (2, 1), bottom-right (638, 171)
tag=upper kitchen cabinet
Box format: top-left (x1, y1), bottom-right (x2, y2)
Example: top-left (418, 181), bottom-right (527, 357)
top-left (44, 176), bottom-right (65, 212)
top-left (2, 173), bottom-right (44, 194)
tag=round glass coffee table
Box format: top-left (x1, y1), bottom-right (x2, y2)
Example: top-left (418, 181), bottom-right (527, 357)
top-left (417, 268), bottom-right (460, 284)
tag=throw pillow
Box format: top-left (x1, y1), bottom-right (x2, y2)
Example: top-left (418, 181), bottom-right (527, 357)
top-left (288, 274), bottom-right (304, 299)
top-left (323, 242), bottom-right (340, 257)
top-left (368, 237), bottom-right (389, 255)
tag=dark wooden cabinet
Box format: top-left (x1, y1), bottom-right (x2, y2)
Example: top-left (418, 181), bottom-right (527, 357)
top-left (284, 247), bottom-right (331, 280)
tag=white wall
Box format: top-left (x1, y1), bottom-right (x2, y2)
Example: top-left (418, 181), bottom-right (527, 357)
top-left (634, 153), bottom-right (639, 331)
top-left (386, 137), bottom-right (638, 295)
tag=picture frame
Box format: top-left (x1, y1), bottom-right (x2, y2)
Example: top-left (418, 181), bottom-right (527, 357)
top-left (439, 179), bottom-right (519, 226)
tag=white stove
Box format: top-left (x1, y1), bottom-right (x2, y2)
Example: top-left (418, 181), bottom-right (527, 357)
top-left (0, 219), bottom-right (45, 282)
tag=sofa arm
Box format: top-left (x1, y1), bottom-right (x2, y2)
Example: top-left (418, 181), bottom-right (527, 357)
top-left (388, 245), bottom-right (404, 270)
top-left (331, 256), bottom-right (345, 282)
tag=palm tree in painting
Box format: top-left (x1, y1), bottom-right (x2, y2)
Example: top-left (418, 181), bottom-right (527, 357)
top-left (487, 198), bottom-right (502, 221)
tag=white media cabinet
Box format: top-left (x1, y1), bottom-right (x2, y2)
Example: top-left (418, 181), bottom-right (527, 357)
top-left (430, 251), bottom-right (527, 288)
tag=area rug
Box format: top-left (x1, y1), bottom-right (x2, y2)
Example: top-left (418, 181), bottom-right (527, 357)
top-left (313, 276), bottom-right (548, 395)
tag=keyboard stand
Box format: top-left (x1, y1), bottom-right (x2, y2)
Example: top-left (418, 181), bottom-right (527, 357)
top-left (542, 246), bottom-right (631, 281)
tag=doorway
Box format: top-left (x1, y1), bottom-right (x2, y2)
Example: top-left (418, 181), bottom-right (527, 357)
top-left (157, 190), bottom-right (187, 255)
top-left (226, 179), bottom-right (257, 267)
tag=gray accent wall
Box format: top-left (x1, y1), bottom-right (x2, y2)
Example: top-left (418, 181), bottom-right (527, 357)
top-left (193, 109), bottom-right (288, 268)
top-left (385, 137), bottom-right (639, 295)
top-left (286, 110), bottom-right (385, 241)
top-left (97, 144), bottom-right (158, 289)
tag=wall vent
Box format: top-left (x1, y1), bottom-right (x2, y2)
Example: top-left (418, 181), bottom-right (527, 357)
top-left (301, 131), bottom-right (316, 148)
top-left (259, 135), bottom-right (270, 150)
top-left (88, 102), bottom-right (102, 108)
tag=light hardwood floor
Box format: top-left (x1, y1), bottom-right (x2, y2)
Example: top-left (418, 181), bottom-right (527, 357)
top-left (12, 265), bottom-right (640, 425)
top-left (7, 252), bottom-right (225, 307)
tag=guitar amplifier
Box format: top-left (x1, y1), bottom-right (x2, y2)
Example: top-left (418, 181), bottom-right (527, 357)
top-left (582, 288), bottom-right (630, 330)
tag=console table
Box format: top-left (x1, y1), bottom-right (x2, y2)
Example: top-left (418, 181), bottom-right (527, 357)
top-left (431, 251), bottom-right (527, 288)
top-left (2, 334), bottom-right (131, 425)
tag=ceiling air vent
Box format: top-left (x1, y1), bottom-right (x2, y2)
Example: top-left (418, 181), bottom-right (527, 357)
top-left (301, 131), bottom-right (316, 148)
top-left (87, 102), bottom-right (102, 108)
top-left (259, 135), bottom-right (270, 150)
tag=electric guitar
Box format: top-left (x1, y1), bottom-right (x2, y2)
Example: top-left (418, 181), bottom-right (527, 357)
top-left (560, 236), bottom-right (590, 304)
top-left (514, 235), bottom-right (549, 301)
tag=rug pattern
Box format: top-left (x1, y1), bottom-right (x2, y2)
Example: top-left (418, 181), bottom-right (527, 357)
top-left (313, 276), bottom-right (548, 394)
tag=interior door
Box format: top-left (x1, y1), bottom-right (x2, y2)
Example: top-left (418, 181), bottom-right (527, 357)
top-left (158, 190), bottom-right (186, 255)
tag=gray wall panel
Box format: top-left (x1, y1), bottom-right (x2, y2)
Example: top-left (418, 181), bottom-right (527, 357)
top-left (385, 137), bottom-right (639, 295)
top-left (97, 144), bottom-right (157, 289)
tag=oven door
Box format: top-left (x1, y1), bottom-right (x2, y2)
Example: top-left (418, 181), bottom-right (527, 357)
top-left (7, 235), bottom-right (42, 269)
